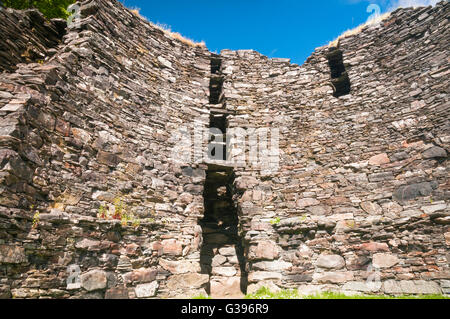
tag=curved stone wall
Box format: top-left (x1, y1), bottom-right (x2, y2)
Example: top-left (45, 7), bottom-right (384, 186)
top-left (0, 0), bottom-right (210, 299)
top-left (223, 1), bottom-right (449, 295)
top-left (0, 0), bottom-right (448, 299)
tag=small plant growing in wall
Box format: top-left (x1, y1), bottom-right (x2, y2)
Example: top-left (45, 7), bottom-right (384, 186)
top-left (32, 212), bottom-right (40, 229)
top-left (97, 197), bottom-right (143, 229)
top-left (270, 217), bottom-right (281, 225)
top-left (30, 205), bottom-right (40, 229)
top-left (97, 205), bottom-right (109, 219)
top-left (346, 220), bottom-right (356, 228)
top-left (131, 217), bottom-right (141, 229)
top-left (112, 198), bottom-right (125, 220)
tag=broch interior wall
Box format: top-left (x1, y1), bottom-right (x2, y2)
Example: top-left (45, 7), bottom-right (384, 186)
top-left (0, 0), bottom-right (448, 299)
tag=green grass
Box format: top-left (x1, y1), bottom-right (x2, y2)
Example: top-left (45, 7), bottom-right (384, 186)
top-left (192, 294), bottom-right (212, 299)
top-left (304, 292), bottom-right (450, 300)
top-left (244, 287), bottom-right (450, 300)
top-left (245, 287), bottom-right (302, 299)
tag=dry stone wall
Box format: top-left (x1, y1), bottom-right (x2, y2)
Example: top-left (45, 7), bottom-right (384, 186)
top-left (0, 0), bottom-right (448, 299)
top-left (0, 0), bottom-right (211, 299)
top-left (0, 8), bottom-right (67, 73)
top-left (222, 1), bottom-right (449, 296)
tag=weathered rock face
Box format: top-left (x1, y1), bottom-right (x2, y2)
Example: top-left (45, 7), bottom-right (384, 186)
top-left (222, 1), bottom-right (449, 296)
top-left (0, 0), bottom-right (448, 299)
top-left (0, 8), bottom-right (66, 72)
top-left (0, 0), bottom-right (210, 299)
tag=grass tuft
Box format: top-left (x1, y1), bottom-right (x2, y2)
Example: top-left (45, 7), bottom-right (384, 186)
top-left (245, 287), bottom-right (450, 300)
top-left (328, 12), bottom-right (391, 47)
top-left (192, 294), bottom-right (212, 299)
top-left (129, 7), bottom-right (206, 48)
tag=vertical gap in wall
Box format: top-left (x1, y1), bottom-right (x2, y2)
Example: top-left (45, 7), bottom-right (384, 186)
top-left (199, 54), bottom-right (248, 297)
top-left (327, 47), bottom-right (351, 97)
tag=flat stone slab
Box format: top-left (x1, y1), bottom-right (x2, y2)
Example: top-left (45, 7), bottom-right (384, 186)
top-left (316, 255), bottom-right (346, 270)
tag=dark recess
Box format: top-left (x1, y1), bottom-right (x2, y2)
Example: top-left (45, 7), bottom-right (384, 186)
top-left (327, 47), bottom-right (351, 97)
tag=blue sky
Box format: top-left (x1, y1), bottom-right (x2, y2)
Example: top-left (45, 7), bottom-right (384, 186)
top-left (119, 0), bottom-right (441, 65)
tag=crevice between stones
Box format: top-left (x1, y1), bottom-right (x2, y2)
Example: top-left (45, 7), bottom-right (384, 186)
top-left (199, 54), bottom-right (248, 298)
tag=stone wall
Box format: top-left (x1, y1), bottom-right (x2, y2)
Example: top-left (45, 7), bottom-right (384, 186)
top-left (222, 1), bottom-right (449, 296)
top-left (0, 0), bottom-right (448, 299)
top-left (0, 0), bottom-right (211, 299)
top-left (0, 8), bottom-right (67, 73)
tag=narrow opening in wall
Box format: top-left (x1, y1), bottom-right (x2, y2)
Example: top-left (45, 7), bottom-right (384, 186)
top-left (327, 47), bottom-right (351, 97)
top-left (199, 54), bottom-right (248, 297)
top-left (211, 54), bottom-right (222, 74)
top-left (209, 54), bottom-right (224, 104)
top-left (199, 165), bottom-right (248, 296)
top-left (208, 113), bottom-right (227, 161)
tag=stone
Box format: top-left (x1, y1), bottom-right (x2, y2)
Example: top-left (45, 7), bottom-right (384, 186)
top-left (210, 277), bottom-right (244, 299)
top-left (411, 100), bottom-right (426, 109)
top-left (248, 271), bottom-right (283, 283)
top-left (306, 205), bottom-right (331, 216)
top-left (297, 198), bottom-right (320, 208)
top-left (75, 239), bottom-right (101, 251)
top-left (383, 280), bottom-right (441, 295)
top-left (161, 239), bottom-right (183, 256)
top-left (360, 201), bottom-right (382, 215)
top-left (368, 153), bottom-right (390, 166)
top-left (117, 256), bottom-right (132, 272)
top-left (252, 260), bottom-right (293, 272)
top-left (211, 254), bottom-right (227, 267)
top-left (372, 253), bottom-right (399, 268)
top-left (125, 243), bottom-right (140, 256)
top-left (72, 128), bottom-right (92, 145)
top-left (212, 267), bottom-right (237, 277)
top-left (444, 232), bottom-right (450, 246)
top-left (158, 56), bottom-right (173, 69)
top-left (283, 274), bottom-right (313, 282)
top-left (421, 203), bottom-right (447, 215)
top-left (382, 201), bottom-right (403, 214)
top-left (0, 245), bottom-right (27, 264)
top-left (316, 254), bottom-right (346, 270)
top-left (247, 281), bottom-right (281, 295)
top-left (0, 285), bottom-right (12, 299)
top-left (97, 151), bottom-right (120, 167)
top-left (122, 268), bottom-right (157, 284)
top-left (342, 281), bottom-right (379, 293)
top-left (0, 104), bottom-right (22, 112)
top-left (313, 272), bottom-right (354, 284)
top-left (368, 172), bottom-right (394, 182)
top-left (358, 242), bottom-right (389, 252)
top-left (297, 285), bottom-right (327, 296)
top-left (248, 241), bottom-right (280, 261)
top-left (92, 191), bottom-right (115, 202)
top-left (218, 246), bottom-right (236, 256)
top-left (166, 273), bottom-right (209, 290)
top-left (80, 270), bottom-right (107, 292)
top-left (135, 281), bottom-right (159, 298)
top-left (393, 181), bottom-right (439, 202)
top-left (105, 287), bottom-right (129, 299)
top-left (159, 259), bottom-right (201, 274)
top-left (422, 146), bottom-right (447, 159)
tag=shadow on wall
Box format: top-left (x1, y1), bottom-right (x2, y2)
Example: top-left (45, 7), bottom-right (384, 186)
top-left (199, 166), bottom-right (248, 296)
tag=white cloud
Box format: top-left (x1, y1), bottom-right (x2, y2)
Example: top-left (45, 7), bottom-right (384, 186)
top-left (387, 0), bottom-right (442, 11)
top-left (347, 0), bottom-right (444, 11)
